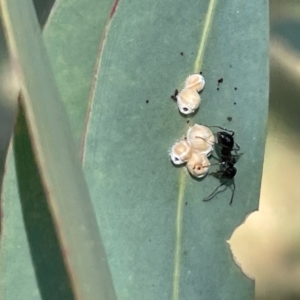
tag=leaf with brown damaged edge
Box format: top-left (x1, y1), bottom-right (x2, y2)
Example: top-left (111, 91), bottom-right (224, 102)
top-left (81, 0), bottom-right (121, 159)
top-left (0, 0), bottom-right (117, 299)
top-left (43, 0), bottom-right (120, 150)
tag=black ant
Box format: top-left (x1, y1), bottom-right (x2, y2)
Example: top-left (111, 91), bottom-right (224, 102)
top-left (199, 125), bottom-right (242, 205)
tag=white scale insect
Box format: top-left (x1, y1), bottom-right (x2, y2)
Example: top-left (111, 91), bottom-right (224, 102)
top-left (175, 74), bottom-right (205, 114)
top-left (169, 124), bottom-right (214, 178)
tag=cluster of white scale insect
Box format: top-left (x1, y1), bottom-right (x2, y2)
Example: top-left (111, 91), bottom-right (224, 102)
top-left (170, 124), bottom-right (215, 178)
top-left (169, 74), bottom-right (214, 178)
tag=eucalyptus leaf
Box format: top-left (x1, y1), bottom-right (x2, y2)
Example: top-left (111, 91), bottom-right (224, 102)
top-left (0, 0), bottom-right (116, 299)
top-left (43, 0), bottom-right (117, 148)
top-left (0, 0), bottom-right (269, 299)
top-left (0, 22), bottom-right (18, 196)
top-left (33, 0), bottom-right (55, 27)
top-left (82, 0), bottom-right (269, 299)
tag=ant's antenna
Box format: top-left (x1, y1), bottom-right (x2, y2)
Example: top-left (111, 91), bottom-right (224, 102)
top-left (196, 134), bottom-right (240, 152)
top-left (200, 124), bottom-right (235, 135)
top-left (195, 136), bottom-right (214, 145)
top-left (201, 162), bottom-right (222, 168)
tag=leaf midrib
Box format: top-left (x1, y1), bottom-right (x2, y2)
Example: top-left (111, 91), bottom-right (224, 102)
top-left (172, 1), bottom-right (217, 299)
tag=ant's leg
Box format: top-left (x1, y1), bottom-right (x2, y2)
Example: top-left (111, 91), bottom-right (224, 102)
top-left (232, 152), bottom-right (244, 159)
top-left (234, 141), bottom-right (240, 149)
top-left (229, 181), bottom-right (236, 205)
top-left (202, 162), bottom-right (220, 169)
top-left (203, 180), bottom-right (228, 202)
top-left (209, 153), bottom-right (219, 161)
top-left (207, 168), bottom-right (223, 175)
top-left (171, 89), bottom-right (178, 101)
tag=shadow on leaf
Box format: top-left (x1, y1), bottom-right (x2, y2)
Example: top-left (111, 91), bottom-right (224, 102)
top-left (14, 104), bottom-right (75, 300)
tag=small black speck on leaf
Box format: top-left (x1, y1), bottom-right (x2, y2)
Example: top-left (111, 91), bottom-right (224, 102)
top-left (230, 64), bottom-right (232, 68)
top-left (146, 100), bottom-right (149, 103)
top-left (218, 78), bottom-right (223, 85)
top-left (180, 52), bottom-right (184, 56)
top-left (234, 102), bottom-right (236, 105)
top-left (186, 120), bottom-right (190, 124)
top-left (227, 116), bottom-right (232, 121)
top-left (171, 89), bottom-right (178, 101)
top-left (234, 87), bottom-right (237, 90)
top-left (185, 202), bottom-right (187, 205)
top-left (217, 88), bottom-right (219, 91)
top-left (200, 71), bottom-right (203, 75)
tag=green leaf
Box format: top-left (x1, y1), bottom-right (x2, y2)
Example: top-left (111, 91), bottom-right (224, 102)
top-left (82, 0), bottom-right (268, 299)
top-left (0, 24), bottom-right (18, 195)
top-left (1, 0), bottom-right (269, 299)
top-left (43, 0), bottom-right (117, 148)
top-left (2, 107), bottom-right (75, 300)
top-left (33, 0), bottom-right (55, 27)
top-left (0, 0), bottom-right (116, 299)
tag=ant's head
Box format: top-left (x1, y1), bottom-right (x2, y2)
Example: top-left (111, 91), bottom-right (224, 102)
top-left (217, 132), bottom-right (234, 149)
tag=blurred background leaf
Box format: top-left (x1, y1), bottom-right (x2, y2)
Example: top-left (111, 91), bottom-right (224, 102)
top-left (0, 21), bottom-right (18, 199)
top-left (0, 0), bottom-right (116, 299)
top-left (229, 1), bottom-right (300, 300)
top-left (0, 0), bottom-right (269, 299)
